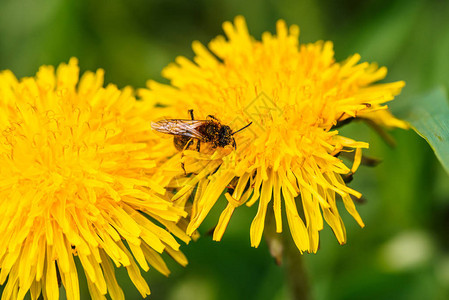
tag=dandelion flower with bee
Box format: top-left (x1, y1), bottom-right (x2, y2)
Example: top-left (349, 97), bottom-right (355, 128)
top-left (0, 58), bottom-right (191, 300)
top-left (140, 16), bottom-right (407, 254)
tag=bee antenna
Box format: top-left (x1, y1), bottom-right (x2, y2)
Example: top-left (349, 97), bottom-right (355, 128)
top-left (231, 122), bottom-right (252, 135)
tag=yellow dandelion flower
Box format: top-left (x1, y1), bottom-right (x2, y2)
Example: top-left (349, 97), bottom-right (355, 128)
top-left (0, 58), bottom-right (190, 300)
top-left (140, 16), bottom-right (406, 253)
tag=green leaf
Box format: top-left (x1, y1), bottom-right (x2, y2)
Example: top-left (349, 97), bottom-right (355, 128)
top-left (400, 87), bottom-right (449, 174)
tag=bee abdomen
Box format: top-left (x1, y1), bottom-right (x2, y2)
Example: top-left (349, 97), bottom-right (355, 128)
top-left (174, 135), bottom-right (192, 151)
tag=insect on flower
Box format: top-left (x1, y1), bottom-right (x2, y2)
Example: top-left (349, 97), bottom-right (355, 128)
top-left (151, 109), bottom-right (252, 171)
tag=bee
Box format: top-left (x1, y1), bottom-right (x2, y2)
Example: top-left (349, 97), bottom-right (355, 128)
top-left (151, 110), bottom-right (252, 171)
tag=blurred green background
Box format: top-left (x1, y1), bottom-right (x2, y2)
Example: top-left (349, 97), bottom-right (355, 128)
top-left (1, 0), bottom-right (449, 299)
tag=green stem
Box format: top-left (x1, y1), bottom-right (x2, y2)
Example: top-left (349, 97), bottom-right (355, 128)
top-left (284, 236), bottom-right (311, 300)
top-left (264, 206), bottom-right (311, 300)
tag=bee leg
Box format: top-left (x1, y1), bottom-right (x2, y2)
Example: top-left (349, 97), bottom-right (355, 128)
top-left (196, 140), bottom-right (201, 152)
top-left (181, 161), bottom-right (186, 174)
top-left (232, 137), bottom-right (237, 149)
top-left (188, 109), bottom-right (194, 120)
top-left (181, 138), bottom-right (194, 175)
top-left (182, 138), bottom-right (194, 152)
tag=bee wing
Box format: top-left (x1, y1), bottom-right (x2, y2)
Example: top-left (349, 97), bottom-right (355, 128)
top-left (151, 120), bottom-right (204, 139)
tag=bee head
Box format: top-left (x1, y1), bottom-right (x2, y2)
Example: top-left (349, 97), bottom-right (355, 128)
top-left (217, 125), bottom-right (233, 147)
